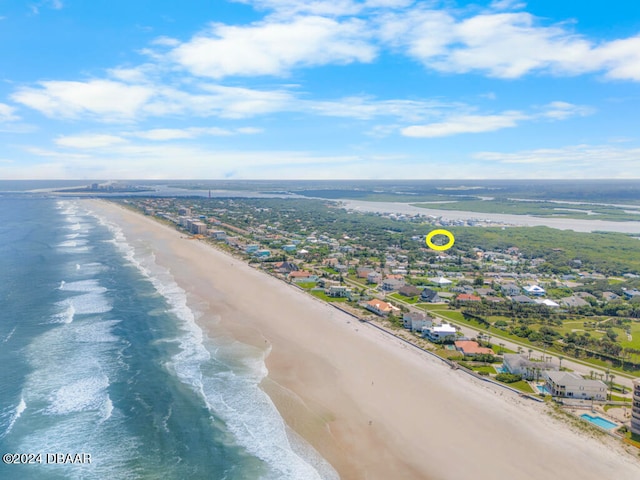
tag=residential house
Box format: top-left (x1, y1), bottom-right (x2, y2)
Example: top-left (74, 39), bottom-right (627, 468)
top-left (559, 296), bottom-right (589, 308)
top-left (623, 289), bottom-right (640, 300)
top-left (428, 277), bottom-right (452, 286)
top-left (452, 285), bottom-right (474, 294)
top-left (602, 291), bottom-right (620, 302)
top-left (544, 371), bottom-right (607, 401)
top-left (475, 288), bottom-right (494, 297)
top-left (454, 341), bottom-right (494, 356)
top-left (423, 323), bottom-right (457, 343)
top-left (456, 293), bottom-right (481, 302)
top-left (420, 288), bottom-right (441, 303)
top-left (365, 299), bottom-right (396, 316)
top-left (274, 261), bottom-right (299, 274)
top-left (398, 285), bottom-right (421, 297)
top-left (632, 378), bottom-right (640, 435)
top-left (288, 271), bottom-right (318, 283)
top-left (523, 285), bottom-right (546, 296)
top-left (209, 230), bottom-right (227, 240)
top-left (501, 283), bottom-right (520, 296)
top-left (367, 272), bottom-right (383, 284)
top-left (381, 278), bottom-right (405, 291)
top-left (502, 354), bottom-right (558, 380)
top-left (511, 295), bottom-right (535, 304)
top-left (484, 296), bottom-right (505, 303)
top-left (327, 285), bottom-right (352, 298)
top-left (356, 267), bottom-right (373, 278)
top-left (282, 244), bottom-right (297, 252)
top-left (402, 312), bottom-right (433, 332)
top-left (245, 244), bottom-right (260, 254)
top-left (535, 298), bottom-right (560, 308)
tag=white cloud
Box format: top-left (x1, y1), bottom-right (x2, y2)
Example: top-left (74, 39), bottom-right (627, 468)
top-left (401, 101), bottom-right (592, 137)
top-left (474, 144), bottom-right (640, 173)
top-left (167, 16), bottom-right (375, 78)
top-left (54, 134), bottom-right (128, 148)
top-left (402, 111), bottom-right (526, 137)
top-left (539, 101), bottom-right (593, 120)
top-left (12, 80), bottom-right (154, 121)
top-left (128, 126), bottom-right (261, 140)
top-left (378, 8), bottom-right (640, 80)
top-left (0, 103), bottom-right (19, 122)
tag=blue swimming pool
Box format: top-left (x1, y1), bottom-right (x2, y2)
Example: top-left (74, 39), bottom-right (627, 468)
top-left (580, 414), bottom-right (617, 430)
top-left (536, 385), bottom-right (550, 394)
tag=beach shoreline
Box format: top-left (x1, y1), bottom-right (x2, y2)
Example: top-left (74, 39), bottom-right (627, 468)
top-left (87, 199), bottom-right (640, 480)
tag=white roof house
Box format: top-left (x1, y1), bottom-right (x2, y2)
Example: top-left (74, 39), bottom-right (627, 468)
top-left (523, 285), bottom-right (546, 296)
top-left (535, 298), bottom-right (560, 308)
top-left (423, 323), bottom-right (457, 342)
top-left (428, 277), bottom-right (452, 285)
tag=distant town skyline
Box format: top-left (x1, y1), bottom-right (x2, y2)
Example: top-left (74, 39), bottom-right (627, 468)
top-left (1, 0), bottom-right (640, 179)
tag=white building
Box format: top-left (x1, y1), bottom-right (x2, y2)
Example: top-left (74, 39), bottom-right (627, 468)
top-left (502, 354), bottom-right (558, 380)
top-left (632, 378), bottom-right (640, 435)
top-left (423, 323), bottom-right (457, 342)
top-left (544, 371), bottom-right (607, 401)
top-left (402, 312), bottom-right (433, 332)
top-left (523, 285), bottom-right (546, 296)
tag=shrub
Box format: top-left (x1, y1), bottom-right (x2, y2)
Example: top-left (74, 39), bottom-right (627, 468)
top-left (496, 373), bottom-right (523, 383)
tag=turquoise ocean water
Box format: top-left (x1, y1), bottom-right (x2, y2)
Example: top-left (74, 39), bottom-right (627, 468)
top-left (0, 188), bottom-right (336, 479)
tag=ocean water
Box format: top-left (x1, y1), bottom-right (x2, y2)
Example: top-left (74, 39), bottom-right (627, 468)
top-left (0, 196), bottom-right (337, 480)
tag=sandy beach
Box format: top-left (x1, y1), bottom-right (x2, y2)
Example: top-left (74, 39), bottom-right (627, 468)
top-left (89, 200), bottom-right (640, 480)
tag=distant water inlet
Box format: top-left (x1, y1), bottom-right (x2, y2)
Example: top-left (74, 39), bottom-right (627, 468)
top-left (580, 414), bottom-right (618, 430)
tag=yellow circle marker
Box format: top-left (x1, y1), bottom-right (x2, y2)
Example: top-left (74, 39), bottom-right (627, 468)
top-left (425, 229), bottom-right (455, 251)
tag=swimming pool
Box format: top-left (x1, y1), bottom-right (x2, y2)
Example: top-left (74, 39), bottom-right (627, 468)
top-left (580, 414), bottom-right (617, 430)
top-left (536, 385), bottom-right (550, 395)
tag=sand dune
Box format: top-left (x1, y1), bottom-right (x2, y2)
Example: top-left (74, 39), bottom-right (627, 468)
top-left (89, 200), bottom-right (640, 480)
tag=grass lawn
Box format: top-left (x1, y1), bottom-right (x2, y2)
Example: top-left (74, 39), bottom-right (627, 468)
top-left (388, 293), bottom-right (419, 304)
top-left (501, 380), bottom-right (535, 394)
top-left (296, 282), bottom-right (317, 290)
top-left (310, 291), bottom-right (348, 302)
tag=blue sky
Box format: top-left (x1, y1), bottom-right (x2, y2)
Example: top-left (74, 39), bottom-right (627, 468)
top-left (1, 0), bottom-right (640, 179)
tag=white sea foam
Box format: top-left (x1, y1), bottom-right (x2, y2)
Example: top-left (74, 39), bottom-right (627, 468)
top-left (92, 209), bottom-right (336, 480)
top-left (2, 326), bottom-right (17, 343)
top-left (52, 302), bottom-right (75, 324)
top-left (53, 291), bottom-right (112, 321)
top-left (0, 396), bottom-right (26, 439)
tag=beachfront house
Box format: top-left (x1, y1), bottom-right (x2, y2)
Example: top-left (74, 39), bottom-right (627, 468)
top-left (288, 271), bottom-right (318, 283)
top-left (365, 299), bottom-right (396, 316)
top-left (327, 285), bottom-right (352, 298)
top-left (402, 312), bottom-right (433, 332)
top-left (502, 354), bottom-right (558, 380)
top-left (544, 371), bottom-right (607, 401)
top-left (423, 323), bottom-right (457, 343)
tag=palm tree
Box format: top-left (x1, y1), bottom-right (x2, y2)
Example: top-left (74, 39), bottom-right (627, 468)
top-left (558, 355), bottom-right (564, 370)
top-left (609, 374), bottom-right (616, 401)
top-left (528, 349), bottom-right (533, 360)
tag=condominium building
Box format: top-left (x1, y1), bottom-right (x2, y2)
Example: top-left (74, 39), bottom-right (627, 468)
top-left (632, 378), bottom-right (640, 436)
top-left (544, 371), bottom-right (607, 401)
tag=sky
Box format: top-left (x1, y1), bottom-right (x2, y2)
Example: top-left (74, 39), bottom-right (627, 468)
top-left (1, 0), bottom-right (640, 180)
